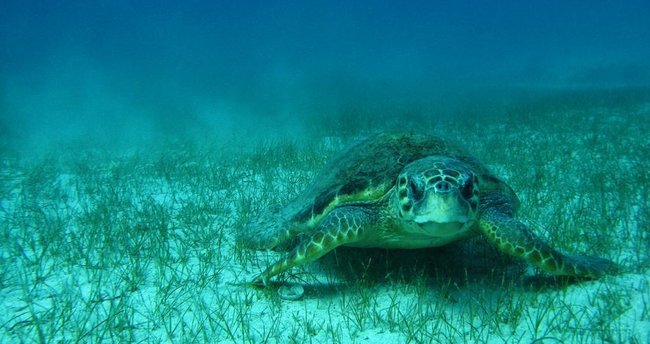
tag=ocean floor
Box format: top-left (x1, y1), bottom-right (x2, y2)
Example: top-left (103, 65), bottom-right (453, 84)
top-left (1, 94), bottom-right (649, 343)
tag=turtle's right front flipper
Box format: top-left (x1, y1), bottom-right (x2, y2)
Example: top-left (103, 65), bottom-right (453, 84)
top-left (478, 209), bottom-right (614, 279)
top-left (252, 206), bottom-right (374, 286)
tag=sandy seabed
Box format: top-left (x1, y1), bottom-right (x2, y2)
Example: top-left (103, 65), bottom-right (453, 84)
top-left (1, 101), bottom-right (649, 343)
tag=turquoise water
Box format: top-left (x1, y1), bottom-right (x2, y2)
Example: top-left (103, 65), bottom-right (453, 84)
top-left (1, 1), bottom-right (649, 343)
top-left (1, 1), bottom-right (650, 147)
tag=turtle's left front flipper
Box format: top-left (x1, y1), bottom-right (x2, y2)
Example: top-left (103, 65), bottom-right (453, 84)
top-left (477, 209), bottom-right (615, 279)
top-left (252, 206), bottom-right (374, 286)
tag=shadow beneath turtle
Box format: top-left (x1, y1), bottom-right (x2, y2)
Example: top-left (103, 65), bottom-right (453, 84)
top-left (520, 274), bottom-right (597, 291)
top-left (310, 237), bottom-right (593, 294)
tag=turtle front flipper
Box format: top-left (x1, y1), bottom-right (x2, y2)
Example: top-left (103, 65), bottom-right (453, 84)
top-left (477, 209), bottom-right (613, 279)
top-left (252, 206), bottom-right (374, 286)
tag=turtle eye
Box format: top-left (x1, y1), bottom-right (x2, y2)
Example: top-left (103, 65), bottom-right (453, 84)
top-left (408, 179), bottom-right (424, 201)
top-left (460, 178), bottom-right (474, 200)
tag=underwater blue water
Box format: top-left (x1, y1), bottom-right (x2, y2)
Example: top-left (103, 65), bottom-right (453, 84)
top-left (1, 0), bottom-right (649, 146)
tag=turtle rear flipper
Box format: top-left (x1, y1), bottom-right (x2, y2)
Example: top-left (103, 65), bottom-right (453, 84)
top-left (478, 209), bottom-right (614, 279)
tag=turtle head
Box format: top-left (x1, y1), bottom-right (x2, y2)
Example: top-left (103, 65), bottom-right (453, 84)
top-left (394, 156), bottom-right (479, 237)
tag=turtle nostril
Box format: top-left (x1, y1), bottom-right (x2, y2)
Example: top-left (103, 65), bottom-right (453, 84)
top-left (434, 181), bottom-right (452, 193)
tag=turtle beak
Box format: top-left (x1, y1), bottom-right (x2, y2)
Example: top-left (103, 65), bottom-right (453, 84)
top-left (414, 191), bottom-right (469, 224)
top-left (413, 193), bottom-right (469, 237)
top-left (414, 214), bottom-right (468, 224)
top-left (417, 221), bottom-right (466, 237)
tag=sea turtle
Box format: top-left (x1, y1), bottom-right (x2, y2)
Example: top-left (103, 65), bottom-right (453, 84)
top-left (240, 133), bottom-right (613, 286)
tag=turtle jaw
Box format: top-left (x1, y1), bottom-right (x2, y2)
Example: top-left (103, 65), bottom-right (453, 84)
top-left (413, 203), bottom-right (470, 237)
top-left (413, 191), bottom-right (471, 223)
top-left (414, 211), bottom-right (469, 226)
top-left (417, 220), bottom-right (467, 237)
